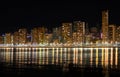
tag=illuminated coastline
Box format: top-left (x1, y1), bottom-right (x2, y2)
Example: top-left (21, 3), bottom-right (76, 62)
top-left (0, 10), bottom-right (120, 48)
top-left (0, 10), bottom-right (120, 71)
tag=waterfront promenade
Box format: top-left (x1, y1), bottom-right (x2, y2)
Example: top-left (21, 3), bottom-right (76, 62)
top-left (0, 45), bottom-right (119, 48)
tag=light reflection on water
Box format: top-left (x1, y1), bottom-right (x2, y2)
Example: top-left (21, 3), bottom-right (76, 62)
top-left (0, 47), bottom-right (120, 69)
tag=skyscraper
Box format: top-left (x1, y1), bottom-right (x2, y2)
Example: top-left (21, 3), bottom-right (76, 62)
top-left (4, 33), bottom-right (11, 44)
top-left (18, 28), bottom-right (27, 44)
top-left (102, 10), bottom-right (109, 43)
top-left (73, 21), bottom-right (85, 43)
top-left (116, 26), bottom-right (120, 43)
top-left (31, 28), bottom-right (39, 44)
top-left (0, 36), bottom-right (3, 44)
top-left (38, 27), bottom-right (45, 44)
top-left (13, 31), bottom-right (19, 45)
top-left (62, 23), bottom-right (72, 43)
top-left (52, 27), bottom-right (61, 43)
top-left (109, 25), bottom-right (116, 43)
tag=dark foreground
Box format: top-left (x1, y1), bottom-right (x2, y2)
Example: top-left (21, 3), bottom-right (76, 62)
top-left (0, 63), bottom-right (120, 77)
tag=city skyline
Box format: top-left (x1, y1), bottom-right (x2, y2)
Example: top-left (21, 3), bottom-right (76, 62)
top-left (0, 10), bottom-right (120, 47)
top-left (1, 2), bottom-right (120, 77)
top-left (0, 0), bottom-right (120, 34)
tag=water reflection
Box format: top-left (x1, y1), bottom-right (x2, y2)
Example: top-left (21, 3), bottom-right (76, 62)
top-left (0, 47), bottom-right (119, 70)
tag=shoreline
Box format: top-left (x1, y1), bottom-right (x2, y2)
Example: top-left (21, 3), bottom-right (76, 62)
top-left (0, 46), bottom-right (119, 48)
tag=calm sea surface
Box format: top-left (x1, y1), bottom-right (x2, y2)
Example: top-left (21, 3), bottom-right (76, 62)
top-left (0, 47), bottom-right (120, 77)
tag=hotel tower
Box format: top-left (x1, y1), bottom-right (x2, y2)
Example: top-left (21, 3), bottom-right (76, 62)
top-left (102, 10), bottom-right (109, 43)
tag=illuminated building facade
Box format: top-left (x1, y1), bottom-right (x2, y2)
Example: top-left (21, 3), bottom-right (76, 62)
top-left (62, 23), bottom-right (72, 44)
top-left (44, 33), bottom-right (52, 44)
top-left (13, 32), bottom-right (19, 45)
top-left (116, 26), bottom-right (120, 43)
top-left (0, 36), bottom-right (4, 44)
top-left (85, 24), bottom-right (92, 43)
top-left (73, 21), bottom-right (85, 43)
top-left (38, 27), bottom-right (46, 44)
top-left (72, 32), bottom-right (77, 43)
top-left (31, 28), bottom-right (39, 44)
top-left (52, 27), bottom-right (62, 43)
top-left (31, 27), bottom-right (47, 45)
top-left (102, 10), bottom-right (109, 43)
top-left (90, 27), bottom-right (100, 43)
top-left (85, 34), bottom-right (92, 44)
top-left (4, 33), bottom-right (12, 44)
top-left (108, 25), bottom-right (116, 43)
top-left (18, 28), bottom-right (27, 44)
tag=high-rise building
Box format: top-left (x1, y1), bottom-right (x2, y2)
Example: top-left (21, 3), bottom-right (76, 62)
top-left (52, 27), bottom-right (62, 43)
top-left (4, 33), bottom-right (11, 44)
top-left (90, 27), bottom-right (100, 43)
top-left (31, 28), bottom-right (39, 44)
top-left (58, 27), bottom-right (62, 43)
top-left (13, 31), bottom-right (19, 45)
top-left (72, 32), bottom-right (77, 43)
top-left (73, 21), bottom-right (85, 43)
top-left (116, 26), bottom-right (120, 43)
top-left (18, 28), bottom-right (27, 44)
top-left (38, 27), bottom-right (46, 44)
top-left (0, 36), bottom-right (4, 44)
top-left (62, 23), bottom-right (72, 43)
top-left (108, 25), bottom-right (116, 43)
top-left (102, 10), bottom-right (109, 43)
top-left (31, 27), bottom-right (47, 44)
top-left (44, 33), bottom-right (52, 44)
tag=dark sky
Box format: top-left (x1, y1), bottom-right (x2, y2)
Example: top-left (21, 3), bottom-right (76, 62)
top-left (0, 0), bottom-right (120, 33)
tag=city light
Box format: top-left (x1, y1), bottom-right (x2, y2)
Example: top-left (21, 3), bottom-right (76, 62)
top-left (0, 10), bottom-right (119, 48)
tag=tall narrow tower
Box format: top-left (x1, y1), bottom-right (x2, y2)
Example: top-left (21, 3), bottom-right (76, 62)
top-left (102, 10), bottom-right (109, 43)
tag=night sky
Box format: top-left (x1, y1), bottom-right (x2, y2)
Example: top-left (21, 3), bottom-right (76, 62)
top-left (0, 0), bottom-right (120, 34)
